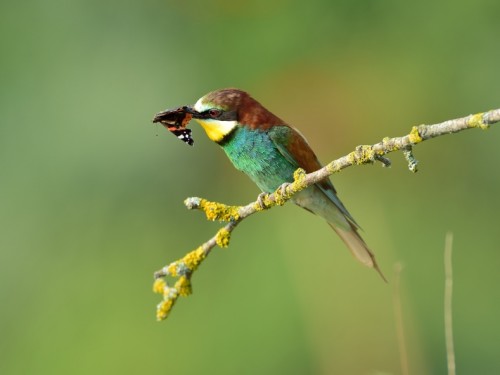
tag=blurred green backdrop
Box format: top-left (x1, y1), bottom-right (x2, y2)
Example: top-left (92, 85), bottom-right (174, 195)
top-left (1, 0), bottom-right (500, 374)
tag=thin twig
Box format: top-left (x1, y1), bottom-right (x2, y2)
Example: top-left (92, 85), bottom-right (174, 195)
top-left (393, 263), bottom-right (410, 375)
top-left (444, 232), bottom-right (456, 375)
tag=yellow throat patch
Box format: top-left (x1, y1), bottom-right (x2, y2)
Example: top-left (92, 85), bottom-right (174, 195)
top-left (195, 119), bottom-right (237, 143)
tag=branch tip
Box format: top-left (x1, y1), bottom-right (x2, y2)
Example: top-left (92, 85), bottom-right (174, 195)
top-left (153, 278), bottom-right (167, 294)
top-left (403, 146), bottom-right (419, 173)
top-left (154, 267), bottom-right (168, 279)
top-left (375, 154), bottom-right (392, 167)
top-left (187, 198), bottom-right (240, 222)
top-left (184, 197), bottom-right (201, 210)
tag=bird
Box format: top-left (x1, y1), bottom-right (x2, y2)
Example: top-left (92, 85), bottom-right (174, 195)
top-left (178, 88), bottom-right (384, 280)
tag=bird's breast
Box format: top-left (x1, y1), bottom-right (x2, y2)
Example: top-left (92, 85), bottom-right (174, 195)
top-left (221, 126), bottom-right (296, 193)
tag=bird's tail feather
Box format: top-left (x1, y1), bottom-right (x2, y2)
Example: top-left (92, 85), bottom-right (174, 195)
top-left (329, 222), bottom-right (387, 282)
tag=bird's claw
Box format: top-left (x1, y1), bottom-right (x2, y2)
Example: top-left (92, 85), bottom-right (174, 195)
top-left (257, 192), bottom-right (268, 209)
top-left (279, 182), bottom-right (291, 196)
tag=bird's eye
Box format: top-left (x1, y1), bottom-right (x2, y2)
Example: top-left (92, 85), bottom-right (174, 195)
top-left (208, 109), bottom-right (222, 118)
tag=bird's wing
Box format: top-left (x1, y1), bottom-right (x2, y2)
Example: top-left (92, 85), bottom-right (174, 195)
top-left (267, 125), bottom-right (360, 228)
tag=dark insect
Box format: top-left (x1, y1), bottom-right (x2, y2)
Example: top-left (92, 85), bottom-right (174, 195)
top-left (152, 106), bottom-right (194, 146)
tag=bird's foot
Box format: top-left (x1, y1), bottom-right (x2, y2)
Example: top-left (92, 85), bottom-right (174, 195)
top-left (256, 192), bottom-right (268, 209)
top-left (273, 182), bottom-right (292, 206)
top-left (278, 182), bottom-right (291, 196)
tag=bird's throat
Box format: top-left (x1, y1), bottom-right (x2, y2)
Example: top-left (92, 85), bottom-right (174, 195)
top-left (195, 119), bottom-right (237, 143)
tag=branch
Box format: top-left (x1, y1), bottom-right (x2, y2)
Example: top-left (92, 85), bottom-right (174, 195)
top-left (153, 108), bottom-right (500, 320)
top-left (444, 232), bottom-right (456, 375)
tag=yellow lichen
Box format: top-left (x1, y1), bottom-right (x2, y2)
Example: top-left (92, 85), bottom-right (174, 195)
top-left (262, 194), bottom-right (274, 207)
top-left (199, 199), bottom-right (240, 222)
top-left (347, 146), bottom-right (375, 165)
top-left (467, 112), bottom-right (489, 130)
top-left (381, 136), bottom-right (399, 152)
top-left (253, 201), bottom-right (265, 211)
top-left (152, 278), bottom-right (166, 294)
top-left (360, 145), bottom-right (375, 162)
top-left (175, 276), bottom-right (192, 297)
top-left (346, 151), bottom-right (357, 165)
top-left (182, 247), bottom-right (206, 271)
top-left (273, 188), bottom-right (288, 206)
top-left (409, 126), bottom-right (423, 144)
top-left (292, 168), bottom-right (307, 191)
top-left (153, 247), bottom-right (209, 320)
top-left (326, 161), bottom-right (340, 174)
top-left (167, 262), bottom-right (178, 277)
top-left (157, 299), bottom-right (175, 321)
top-left (271, 168), bottom-right (308, 206)
top-left (215, 228), bottom-right (231, 248)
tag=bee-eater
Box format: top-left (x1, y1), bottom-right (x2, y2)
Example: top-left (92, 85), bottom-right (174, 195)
top-left (171, 88), bottom-right (384, 279)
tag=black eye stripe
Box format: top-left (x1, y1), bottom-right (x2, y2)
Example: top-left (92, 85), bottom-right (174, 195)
top-left (219, 110), bottom-right (237, 121)
top-left (201, 109), bottom-right (237, 121)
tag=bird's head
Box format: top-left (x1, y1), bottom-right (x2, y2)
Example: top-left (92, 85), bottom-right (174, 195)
top-left (188, 88), bottom-right (284, 143)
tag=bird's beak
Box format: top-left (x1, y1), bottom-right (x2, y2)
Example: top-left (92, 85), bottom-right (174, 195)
top-left (152, 106), bottom-right (206, 125)
top-left (183, 106), bottom-right (206, 119)
top-left (152, 106), bottom-right (184, 123)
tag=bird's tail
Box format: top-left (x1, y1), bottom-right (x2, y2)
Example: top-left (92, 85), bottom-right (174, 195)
top-left (329, 222), bottom-right (387, 282)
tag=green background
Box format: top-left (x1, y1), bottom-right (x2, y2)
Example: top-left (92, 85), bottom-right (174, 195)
top-left (1, 1), bottom-right (500, 374)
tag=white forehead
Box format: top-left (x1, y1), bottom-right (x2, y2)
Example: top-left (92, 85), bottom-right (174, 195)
top-left (194, 98), bottom-right (210, 112)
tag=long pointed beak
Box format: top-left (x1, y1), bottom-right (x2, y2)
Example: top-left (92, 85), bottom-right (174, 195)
top-left (183, 106), bottom-right (209, 119)
top-left (182, 106), bottom-right (200, 117)
top-left (152, 106), bottom-right (204, 125)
